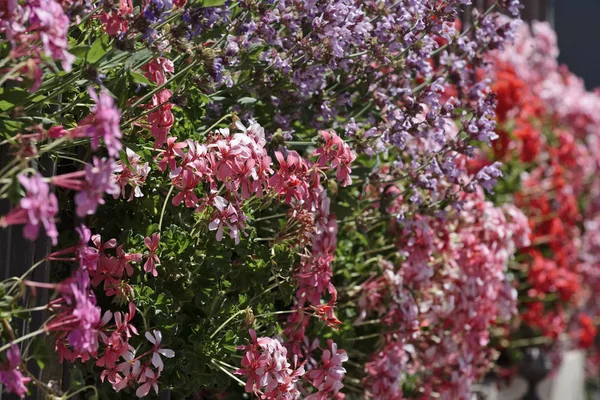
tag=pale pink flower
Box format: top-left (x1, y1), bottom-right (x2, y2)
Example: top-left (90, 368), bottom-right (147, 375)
top-left (145, 330), bottom-right (175, 371)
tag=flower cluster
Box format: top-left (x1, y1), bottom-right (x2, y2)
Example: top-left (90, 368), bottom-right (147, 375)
top-left (485, 21), bottom-right (600, 359)
top-left (357, 189), bottom-right (529, 399)
top-left (236, 330), bottom-right (347, 400)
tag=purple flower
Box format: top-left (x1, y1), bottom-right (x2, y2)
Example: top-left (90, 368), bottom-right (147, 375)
top-left (0, 345), bottom-right (31, 398)
top-left (86, 87), bottom-right (123, 158)
top-left (475, 162), bottom-right (503, 193)
top-left (500, 0), bottom-right (523, 17)
top-left (18, 173), bottom-right (59, 245)
top-left (74, 157), bottom-right (120, 217)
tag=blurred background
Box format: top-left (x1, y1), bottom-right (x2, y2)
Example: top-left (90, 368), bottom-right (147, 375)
top-left (465, 0), bottom-right (600, 89)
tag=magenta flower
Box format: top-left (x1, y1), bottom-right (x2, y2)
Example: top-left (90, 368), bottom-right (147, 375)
top-left (86, 87), bottom-right (123, 157)
top-left (0, 345), bottom-right (31, 398)
top-left (74, 157), bottom-right (120, 217)
top-left (208, 196), bottom-right (248, 244)
top-left (1, 173), bottom-right (58, 245)
top-left (76, 224), bottom-right (99, 271)
top-left (18, 173), bottom-right (59, 245)
top-left (143, 234), bottom-right (160, 277)
top-left (145, 330), bottom-right (175, 371)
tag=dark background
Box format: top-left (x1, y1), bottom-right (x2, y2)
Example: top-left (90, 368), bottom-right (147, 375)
top-left (554, 0), bottom-right (600, 89)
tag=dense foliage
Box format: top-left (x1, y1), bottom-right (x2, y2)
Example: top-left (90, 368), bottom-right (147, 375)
top-left (1, 0), bottom-right (599, 399)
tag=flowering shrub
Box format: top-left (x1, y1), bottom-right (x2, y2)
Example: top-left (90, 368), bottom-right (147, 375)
top-left (3, 0), bottom-right (596, 399)
top-left (481, 20), bottom-right (600, 375)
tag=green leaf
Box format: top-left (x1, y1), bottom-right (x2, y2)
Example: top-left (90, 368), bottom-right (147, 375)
top-left (125, 49), bottom-right (153, 70)
top-left (70, 45), bottom-right (91, 60)
top-left (32, 339), bottom-right (51, 370)
top-left (201, 0), bottom-right (226, 6)
top-left (237, 97), bottom-right (257, 105)
top-left (0, 87), bottom-right (29, 111)
top-left (129, 71), bottom-right (153, 86)
top-left (87, 36), bottom-right (110, 64)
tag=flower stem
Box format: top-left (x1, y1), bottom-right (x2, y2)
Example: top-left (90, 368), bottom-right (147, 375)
top-left (210, 359), bottom-right (246, 387)
top-left (7, 257), bottom-right (48, 296)
top-left (158, 185), bottom-right (174, 233)
top-left (0, 328), bottom-right (46, 354)
top-left (210, 309), bottom-right (246, 340)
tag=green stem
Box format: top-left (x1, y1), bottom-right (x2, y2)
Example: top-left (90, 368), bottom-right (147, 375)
top-left (210, 309), bottom-right (245, 340)
top-left (510, 336), bottom-right (552, 348)
top-left (158, 185), bottom-right (175, 233)
top-left (356, 244), bottom-right (396, 258)
top-left (199, 113), bottom-right (233, 136)
top-left (7, 257), bottom-right (48, 296)
top-left (65, 385), bottom-right (99, 399)
top-left (0, 328), bottom-right (46, 354)
top-left (254, 213), bottom-right (287, 222)
top-left (210, 359), bottom-right (245, 387)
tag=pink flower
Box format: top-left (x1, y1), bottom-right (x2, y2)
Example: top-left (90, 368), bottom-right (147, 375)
top-left (4, 0), bottom-right (74, 73)
top-left (172, 168), bottom-right (200, 208)
top-left (116, 246), bottom-right (142, 277)
top-left (157, 137), bottom-right (187, 173)
top-left (85, 87), bottom-right (123, 157)
top-left (306, 340), bottom-right (348, 398)
top-left (143, 233), bottom-right (160, 277)
top-left (208, 196), bottom-right (248, 244)
top-left (136, 368), bottom-right (160, 397)
top-left (74, 157), bottom-right (120, 217)
top-left (100, 0), bottom-right (133, 36)
top-left (143, 58), bottom-right (174, 86)
top-left (145, 330), bottom-right (175, 371)
top-left (14, 173), bottom-right (58, 245)
top-left (312, 130), bottom-right (356, 187)
top-left (0, 345), bottom-right (31, 398)
top-left (113, 148), bottom-right (150, 201)
top-left (147, 89), bottom-right (174, 148)
top-left (236, 329), bottom-right (305, 398)
top-left (269, 151), bottom-right (310, 204)
top-left (76, 224), bottom-right (99, 271)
